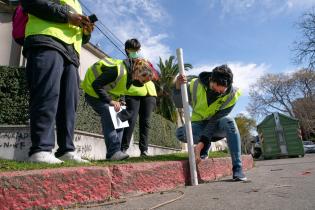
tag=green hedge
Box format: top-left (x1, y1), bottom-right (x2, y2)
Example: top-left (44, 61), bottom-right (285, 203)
top-left (0, 66), bottom-right (180, 149)
top-left (0, 66), bottom-right (29, 124)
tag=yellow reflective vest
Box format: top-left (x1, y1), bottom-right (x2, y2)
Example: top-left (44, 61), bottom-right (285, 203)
top-left (189, 78), bottom-right (241, 122)
top-left (81, 57), bottom-right (127, 99)
top-left (25, 0), bottom-right (83, 54)
top-left (126, 81), bottom-right (157, 96)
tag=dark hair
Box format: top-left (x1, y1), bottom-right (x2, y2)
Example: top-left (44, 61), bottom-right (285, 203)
top-left (210, 64), bottom-right (233, 87)
top-left (124, 38), bottom-right (141, 51)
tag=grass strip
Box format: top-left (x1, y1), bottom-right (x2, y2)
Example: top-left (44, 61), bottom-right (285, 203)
top-left (0, 150), bottom-right (229, 172)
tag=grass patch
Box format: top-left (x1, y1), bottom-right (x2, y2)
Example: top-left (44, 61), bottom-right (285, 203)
top-left (0, 150), bottom-right (229, 172)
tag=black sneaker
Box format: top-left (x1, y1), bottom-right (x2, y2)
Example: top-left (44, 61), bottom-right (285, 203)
top-left (140, 151), bottom-right (149, 157)
top-left (200, 154), bottom-right (209, 160)
top-left (233, 176), bottom-right (248, 182)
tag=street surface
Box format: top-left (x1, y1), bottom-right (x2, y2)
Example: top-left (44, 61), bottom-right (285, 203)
top-left (72, 154), bottom-right (315, 210)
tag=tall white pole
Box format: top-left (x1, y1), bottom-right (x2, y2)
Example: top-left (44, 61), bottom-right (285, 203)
top-left (176, 48), bottom-right (198, 186)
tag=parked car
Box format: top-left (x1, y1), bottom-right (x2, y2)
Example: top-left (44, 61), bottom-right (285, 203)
top-left (303, 141), bottom-right (315, 153)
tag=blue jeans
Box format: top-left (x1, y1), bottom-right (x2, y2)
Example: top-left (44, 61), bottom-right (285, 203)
top-left (85, 94), bottom-right (123, 159)
top-left (176, 116), bottom-right (245, 178)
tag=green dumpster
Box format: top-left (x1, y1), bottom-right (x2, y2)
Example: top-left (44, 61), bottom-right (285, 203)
top-left (257, 112), bottom-right (304, 159)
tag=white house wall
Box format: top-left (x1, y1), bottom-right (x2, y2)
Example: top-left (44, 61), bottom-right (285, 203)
top-left (78, 46), bottom-right (100, 80)
top-left (0, 7), bottom-right (22, 67)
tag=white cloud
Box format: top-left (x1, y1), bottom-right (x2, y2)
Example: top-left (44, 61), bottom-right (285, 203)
top-left (187, 62), bottom-right (269, 96)
top-left (82, 0), bottom-right (171, 63)
top-left (209, 0), bottom-right (315, 18)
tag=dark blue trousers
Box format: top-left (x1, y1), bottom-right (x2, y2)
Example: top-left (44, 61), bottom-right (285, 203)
top-left (26, 48), bottom-right (79, 157)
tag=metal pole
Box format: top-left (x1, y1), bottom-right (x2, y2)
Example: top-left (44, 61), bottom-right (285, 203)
top-left (176, 48), bottom-right (198, 186)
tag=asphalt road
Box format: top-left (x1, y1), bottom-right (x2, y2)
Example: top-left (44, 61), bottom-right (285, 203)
top-left (74, 154), bottom-right (315, 210)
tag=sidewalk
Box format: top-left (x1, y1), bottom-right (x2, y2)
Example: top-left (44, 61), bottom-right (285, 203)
top-left (0, 155), bottom-right (253, 210)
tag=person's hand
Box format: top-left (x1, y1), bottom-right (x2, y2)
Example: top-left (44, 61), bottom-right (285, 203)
top-left (175, 74), bottom-right (187, 89)
top-left (82, 22), bottom-right (94, 35)
top-left (68, 13), bottom-right (90, 27)
top-left (194, 142), bottom-right (204, 165)
top-left (110, 100), bottom-right (121, 112)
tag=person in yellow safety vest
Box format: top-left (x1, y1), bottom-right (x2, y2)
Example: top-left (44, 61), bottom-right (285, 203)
top-left (21, 0), bottom-right (94, 164)
top-left (173, 65), bottom-right (247, 181)
top-left (121, 39), bottom-right (159, 157)
top-left (81, 57), bottom-right (156, 160)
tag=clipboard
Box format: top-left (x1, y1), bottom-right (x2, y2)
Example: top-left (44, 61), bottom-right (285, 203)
top-left (108, 106), bottom-right (129, 129)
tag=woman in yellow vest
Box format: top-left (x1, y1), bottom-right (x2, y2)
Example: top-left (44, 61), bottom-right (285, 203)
top-left (121, 39), bottom-right (159, 157)
top-left (21, 0), bottom-right (94, 164)
top-left (82, 57), bottom-right (155, 160)
top-left (174, 65), bottom-right (247, 181)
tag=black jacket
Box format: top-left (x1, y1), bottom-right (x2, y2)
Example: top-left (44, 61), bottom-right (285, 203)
top-left (21, 0), bottom-right (91, 67)
top-left (91, 59), bottom-right (142, 103)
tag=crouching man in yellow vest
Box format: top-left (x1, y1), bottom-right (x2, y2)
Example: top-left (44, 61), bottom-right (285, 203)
top-left (81, 58), bottom-right (155, 160)
top-left (22, 0), bottom-right (94, 164)
top-left (173, 65), bottom-right (247, 181)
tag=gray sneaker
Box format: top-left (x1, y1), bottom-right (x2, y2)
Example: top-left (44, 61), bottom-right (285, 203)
top-left (109, 151), bottom-right (129, 161)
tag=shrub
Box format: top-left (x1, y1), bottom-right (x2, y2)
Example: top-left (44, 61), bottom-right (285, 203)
top-left (0, 66), bottom-right (29, 124)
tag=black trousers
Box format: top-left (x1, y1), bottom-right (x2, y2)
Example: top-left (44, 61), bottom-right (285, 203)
top-left (121, 96), bottom-right (156, 152)
top-left (26, 48), bottom-right (79, 156)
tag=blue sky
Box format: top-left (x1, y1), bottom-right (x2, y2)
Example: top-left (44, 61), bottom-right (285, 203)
top-left (81, 0), bottom-right (315, 120)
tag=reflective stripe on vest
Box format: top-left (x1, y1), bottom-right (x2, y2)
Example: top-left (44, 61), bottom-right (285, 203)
top-left (190, 78), bottom-right (240, 121)
top-left (81, 58), bottom-right (127, 99)
top-left (25, 0), bottom-right (83, 54)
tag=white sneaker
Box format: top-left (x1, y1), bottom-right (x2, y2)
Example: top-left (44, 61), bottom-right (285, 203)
top-left (58, 152), bottom-right (90, 163)
top-left (29, 151), bottom-right (64, 164)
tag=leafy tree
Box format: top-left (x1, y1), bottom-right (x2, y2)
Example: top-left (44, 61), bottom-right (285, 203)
top-left (155, 56), bottom-right (192, 123)
top-left (235, 114), bottom-right (256, 154)
top-left (293, 8), bottom-right (315, 70)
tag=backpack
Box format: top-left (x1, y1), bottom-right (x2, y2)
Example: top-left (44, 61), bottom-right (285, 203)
top-left (12, 3), bottom-right (28, 46)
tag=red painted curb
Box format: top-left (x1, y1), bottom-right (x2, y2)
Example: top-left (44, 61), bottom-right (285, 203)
top-left (0, 167), bottom-right (111, 210)
top-left (0, 155), bottom-right (254, 209)
top-left (110, 161), bottom-right (189, 198)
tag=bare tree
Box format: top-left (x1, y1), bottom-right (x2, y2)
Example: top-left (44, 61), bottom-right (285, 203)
top-left (291, 68), bottom-right (315, 99)
top-left (293, 8), bottom-right (315, 71)
top-left (247, 73), bottom-right (296, 119)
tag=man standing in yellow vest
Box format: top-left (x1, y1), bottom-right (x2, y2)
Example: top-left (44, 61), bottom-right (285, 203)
top-left (21, 0), bottom-right (94, 164)
top-left (81, 57), bottom-right (155, 160)
top-left (121, 39), bottom-right (159, 157)
top-left (174, 65), bottom-right (247, 181)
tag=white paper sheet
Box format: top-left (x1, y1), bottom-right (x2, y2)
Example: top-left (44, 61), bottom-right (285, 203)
top-left (108, 106), bottom-right (129, 129)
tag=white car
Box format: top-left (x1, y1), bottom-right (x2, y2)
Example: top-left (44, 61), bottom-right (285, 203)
top-left (303, 141), bottom-right (315, 153)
